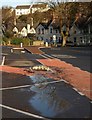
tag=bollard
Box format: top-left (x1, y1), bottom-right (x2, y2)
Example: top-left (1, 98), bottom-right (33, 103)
top-left (20, 43), bottom-right (23, 47)
top-left (11, 49), bottom-right (13, 53)
top-left (46, 42), bottom-right (48, 47)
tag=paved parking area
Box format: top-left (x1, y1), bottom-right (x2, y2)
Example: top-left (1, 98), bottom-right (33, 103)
top-left (1, 72), bottom-right (92, 118)
top-left (1, 46), bottom-right (92, 119)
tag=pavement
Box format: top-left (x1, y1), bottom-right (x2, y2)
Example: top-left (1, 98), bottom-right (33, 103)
top-left (0, 45), bottom-right (92, 119)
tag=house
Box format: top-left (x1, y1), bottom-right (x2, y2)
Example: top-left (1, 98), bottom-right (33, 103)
top-left (13, 22), bottom-right (36, 37)
top-left (68, 16), bottom-right (92, 45)
top-left (15, 5), bottom-right (31, 16)
top-left (31, 3), bottom-right (50, 13)
top-left (35, 19), bottom-right (62, 44)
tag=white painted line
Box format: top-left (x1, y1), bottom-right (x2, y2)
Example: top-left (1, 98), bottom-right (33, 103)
top-left (38, 47), bottom-right (45, 54)
top-left (1, 56), bottom-right (5, 66)
top-left (78, 91), bottom-right (85, 96)
top-left (39, 54), bottom-right (48, 59)
top-left (52, 54), bottom-right (76, 59)
top-left (44, 54), bottom-right (54, 59)
top-left (73, 87), bottom-right (78, 92)
top-left (0, 79), bottom-right (63, 91)
top-left (0, 104), bottom-right (49, 120)
top-left (73, 88), bottom-right (85, 96)
top-left (36, 59), bottom-right (45, 65)
top-left (61, 79), bottom-right (69, 84)
top-left (0, 85), bottom-right (32, 91)
top-left (35, 79), bottom-right (63, 86)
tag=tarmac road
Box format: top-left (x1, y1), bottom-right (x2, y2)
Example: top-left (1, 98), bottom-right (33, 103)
top-left (1, 46), bottom-right (92, 119)
top-left (40, 46), bottom-right (92, 73)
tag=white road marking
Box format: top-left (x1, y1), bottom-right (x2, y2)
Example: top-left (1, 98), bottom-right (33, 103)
top-left (73, 88), bottom-right (78, 91)
top-left (61, 79), bottom-right (69, 84)
top-left (44, 54), bottom-right (54, 59)
top-left (78, 91), bottom-right (85, 96)
top-left (1, 56), bottom-right (5, 66)
top-left (34, 79), bottom-right (63, 86)
top-left (39, 54), bottom-right (48, 59)
top-left (0, 79), bottom-right (63, 91)
top-left (52, 54), bottom-right (76, 58)
top-left (73, 88), bottom-right (85, 96)
top-left (0, 104), bottom-right (49, 120)
top-left (36, 59), bottom-right (45, 65)
top-left (0, 85), bottom-right (32, 91)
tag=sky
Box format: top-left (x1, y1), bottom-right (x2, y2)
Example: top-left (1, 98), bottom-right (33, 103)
top-left (1, 0), bottom-right (49, 8)
top-left (1, 0), bottom-right (91, 8)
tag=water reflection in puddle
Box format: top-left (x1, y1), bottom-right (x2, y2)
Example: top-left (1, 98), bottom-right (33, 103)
top-left (29, 83), bottom-right (71, 118)
top-left (29, 74), bottom-right (52, 84)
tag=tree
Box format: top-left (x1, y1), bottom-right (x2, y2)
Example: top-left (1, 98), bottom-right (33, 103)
top-left (46, 1), bottom-right (91, 46)
top-left (47, 1), bottom-right (73, 46)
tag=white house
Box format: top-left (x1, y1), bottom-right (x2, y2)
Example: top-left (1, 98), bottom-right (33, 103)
top-left (31, 3), bottom-right (50, 13)
top-left (13, 23), bottom-right (36, 37)
top-left (15, 5), bottom-right (31, 16)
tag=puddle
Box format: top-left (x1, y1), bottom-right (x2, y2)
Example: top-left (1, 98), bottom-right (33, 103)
top-left (29, 74), bottom-right (52, 84)
top-left (28, 83), bottom-right (71, 118)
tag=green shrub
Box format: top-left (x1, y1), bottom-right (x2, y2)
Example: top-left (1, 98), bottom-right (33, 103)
top-left (11, 37), bottom-right (32, 46)
top-left (11, 38), bottom-right (23, 45)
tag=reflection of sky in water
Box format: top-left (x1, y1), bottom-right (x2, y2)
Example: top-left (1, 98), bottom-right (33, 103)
top-left (29, 75), bottom-right (52, 84)
top-left (29, 84), bottom-right (71, 117)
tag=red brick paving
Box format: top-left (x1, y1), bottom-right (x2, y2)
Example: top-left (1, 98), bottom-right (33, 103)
top-left (0, 65), bottom-right (33, 76)
top-left (37, 58), bottom-right (92, 100)
top-left (24, 46), bottom-right (44, 54)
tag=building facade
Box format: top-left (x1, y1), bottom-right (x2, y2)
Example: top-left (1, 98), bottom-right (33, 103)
top-left (15, 5), bottom-right (31, 16)
top-left (36, 20), bottom-right (62, 44)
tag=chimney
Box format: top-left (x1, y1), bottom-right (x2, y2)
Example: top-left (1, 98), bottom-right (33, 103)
top-left (14, 17), bottom-right (16, 25)
top-left (31, 18), bottom-right (33, 27)
top-left (27, 24), bottom-right (30, 33)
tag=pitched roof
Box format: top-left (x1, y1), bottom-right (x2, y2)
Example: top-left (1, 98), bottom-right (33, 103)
top-left (50, 19), bottom-right (60, 29)
top-left (16, 5), bottom-right (30, 9)
top-left (86, 16), bottom-right (92, 24)
top-left (32, 3), bottom-right (48, 8)
top-left (14, 22), bottom-right (27, 31)
top-left (38, 20), bottom-right (52, 29)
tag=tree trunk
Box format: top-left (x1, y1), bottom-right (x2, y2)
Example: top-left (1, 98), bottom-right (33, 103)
top-left (62, 36), bottom-right (67, 47)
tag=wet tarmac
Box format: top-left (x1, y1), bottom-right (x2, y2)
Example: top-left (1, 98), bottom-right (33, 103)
top-left (1, 46), bottom-right (92, 118)
top-left (3, 46), bottom-right (43, 68)
top-left (2, 73), bottom-right (92, 118)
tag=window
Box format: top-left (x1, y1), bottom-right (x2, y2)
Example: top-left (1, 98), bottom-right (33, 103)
top-left (17, 12), bottom-right (19, 15)
top-left (42, 28), bottom-right (44, 34)
top-left (50, 28), bottom-right (53, 33)
top-left (41, 37), bottom-right (43, 40)
top-left (56, 30), bottom-right (58, 33)
top-left (50, 37), bottom-right (53, 42)
top-left (74, 30), bottom-right (76, 34)
top-left (38, 28), bottom-right (40, 34)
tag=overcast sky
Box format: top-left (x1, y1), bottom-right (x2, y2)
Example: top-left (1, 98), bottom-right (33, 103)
top-left (1, 0), bottom-right (91, 8)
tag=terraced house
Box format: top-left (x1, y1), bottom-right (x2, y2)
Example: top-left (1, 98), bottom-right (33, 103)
top-left (36, 19), bottom-right (62, 44)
